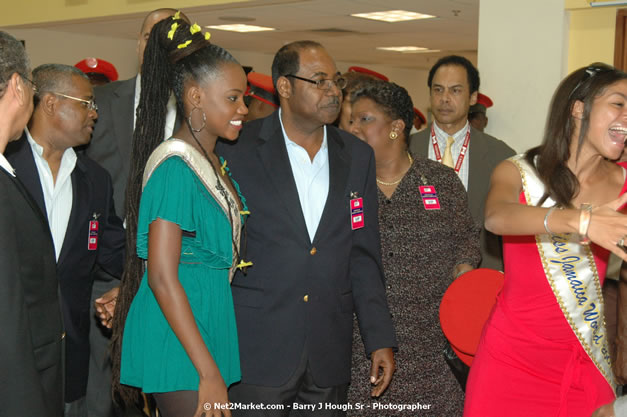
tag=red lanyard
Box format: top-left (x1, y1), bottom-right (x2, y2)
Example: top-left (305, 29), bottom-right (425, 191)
top-left (430, 125), bottom-right (470, 174)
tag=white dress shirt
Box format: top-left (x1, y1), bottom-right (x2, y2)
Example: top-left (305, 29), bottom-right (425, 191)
top-left (428, 121), bottom-right (471, 190)
top-left (0, 152), bottom-right (15, 176)
top-left (26, 129), bottom-right (76, 261)
top-left (134, 74), bottom-right (177, 139)
top-left (279, 109), bottom-right (330, 242)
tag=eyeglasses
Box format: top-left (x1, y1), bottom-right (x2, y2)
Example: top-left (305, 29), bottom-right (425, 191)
top-left (568, 65), bottom-right (611, 99)
top-left (286, 74), bottom-right (347, 90)
top-left (20, 74), bottom-right (37, 93)
top-left (51, 92), bottom-right (98, 111)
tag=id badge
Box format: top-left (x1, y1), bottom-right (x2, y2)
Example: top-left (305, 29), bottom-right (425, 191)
top-left (88, 220), bottom-right (99, 250)
top-left (419, 185), bottom-right (441, 210)
top-left (350, 197), bottom-right (364, 230)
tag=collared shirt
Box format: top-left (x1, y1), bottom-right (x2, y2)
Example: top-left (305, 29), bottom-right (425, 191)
top-left (134, 74), bottom-right (177, 140)
top-left (428, 121), bottom-right (471, 190)
top-left (279, 108), bottom-right (329, 242)
top-left (0, 152), bottom-right (15, 176)
top-left (26, 129), bottom-right (76, 261)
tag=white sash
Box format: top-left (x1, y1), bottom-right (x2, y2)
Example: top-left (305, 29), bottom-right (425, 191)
top-left (510, 154), bottom-right (616, 390)
top-left (142, 139), bottom-right (242, 282)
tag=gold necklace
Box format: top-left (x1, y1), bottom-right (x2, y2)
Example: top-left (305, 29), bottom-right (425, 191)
top-left (376, 152), bottom-right (413, 186)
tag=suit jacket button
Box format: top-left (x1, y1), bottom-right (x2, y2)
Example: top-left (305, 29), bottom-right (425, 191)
top-left (310, 247), bottom-right (317, 255)
top-left (61, 332), bottom-right (66, 340)
top-left (303, 295), bottom-right (309, 302)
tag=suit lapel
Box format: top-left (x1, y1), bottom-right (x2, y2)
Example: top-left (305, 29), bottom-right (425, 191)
top-left (256, 114), bottom-right (310, 244)
top-left (417, 127), bottom-right (430, 158)
top-left (7, 133), bottom-right (47, 216)
top-left (0, 167), bottom-right (52, 245)
top-left (312, 129), bottom-right (349, 244)
top-left (467, 127), bottom-right (488, 199)
top-left (58, 159), bottom-right (90, 267)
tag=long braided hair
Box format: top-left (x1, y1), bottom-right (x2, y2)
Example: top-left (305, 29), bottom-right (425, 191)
top-left (110, 15), bottom-right (239, 405)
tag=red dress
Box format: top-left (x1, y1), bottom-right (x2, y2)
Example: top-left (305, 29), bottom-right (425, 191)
top-left (464, 167), bottom-right (627, 417)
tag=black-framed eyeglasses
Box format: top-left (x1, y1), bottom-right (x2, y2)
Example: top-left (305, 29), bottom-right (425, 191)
top-left (568, 65), bottom-right (611, 99)
top-left (286, 74), bottom-right (347, 91)
top-left (51, 92), bottom-right (98, 111)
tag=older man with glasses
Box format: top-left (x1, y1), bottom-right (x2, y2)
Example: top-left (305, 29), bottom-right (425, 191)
top-left (218, 40), bottom-right (397, 417)
top-left (0, 32), bottom-right (64, 417)
top-left (5, 63), bottom-right (125, 417)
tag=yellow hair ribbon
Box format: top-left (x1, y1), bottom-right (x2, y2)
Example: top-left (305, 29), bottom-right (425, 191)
top-left (220, 160), bottom-right (227, 176)
top-left (190, 23), bottom-right (201, 35)
top-left (239, 210), bottom-right (251, 215)
top-left (167, 22), bottom-right (178, 40)
top-left (205, 32), bottom-right (211, 41)
top-left (236, 260), bottom-right (253, 270)
top-left (177, 40), bottom-right (192, 49)
top-left (173, 11), bottom-right (181, 20)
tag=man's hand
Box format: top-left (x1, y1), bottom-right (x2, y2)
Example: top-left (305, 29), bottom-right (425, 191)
top-left (369, 347), bottom-right (395, 397)
top-left (94, 286), bottom-right (119, 329)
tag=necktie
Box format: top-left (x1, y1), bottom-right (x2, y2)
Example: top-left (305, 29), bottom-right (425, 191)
top-left (442, 136), bottom-right (455, 168)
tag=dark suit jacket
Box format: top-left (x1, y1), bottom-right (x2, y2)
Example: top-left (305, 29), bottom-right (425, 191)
top-left (85, 77), bottom-right (136, 217)
top-left (409, 125), bottom-right (516, 270)
top-left (6, 134), bottom-right (125, 402)
top-left (0, 164), bottom-right (63, 417)
top-left (218, 113), bottom-right (397, 388)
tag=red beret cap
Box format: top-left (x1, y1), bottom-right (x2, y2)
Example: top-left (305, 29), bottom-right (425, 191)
top-left (74, 57), bottom-right (119, 82)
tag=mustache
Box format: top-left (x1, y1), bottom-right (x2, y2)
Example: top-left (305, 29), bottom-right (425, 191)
top-left (326, 96), bottom-right (340, 106)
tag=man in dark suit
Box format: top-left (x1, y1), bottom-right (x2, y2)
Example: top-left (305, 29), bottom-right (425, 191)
top-left (219, 41), bottom-right (397, 416)
top-left (409, 56), bottom-right (515, 271)
top-left (6, 64), bottom-right (125, 416)
top-left (0, 31), bottom-right (64, 417)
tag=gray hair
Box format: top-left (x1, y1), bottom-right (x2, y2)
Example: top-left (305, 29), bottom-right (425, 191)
top-left (0, 31), bottom-right (30, 99)
top-left (33, 63), bottom-right (88, 95)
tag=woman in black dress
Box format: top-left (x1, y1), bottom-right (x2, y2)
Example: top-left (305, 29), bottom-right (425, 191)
top-left (346, 80), bottom-right (480, 416)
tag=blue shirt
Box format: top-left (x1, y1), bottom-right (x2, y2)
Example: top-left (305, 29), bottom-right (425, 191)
top-left (279, 109), bottom-right (329, 242)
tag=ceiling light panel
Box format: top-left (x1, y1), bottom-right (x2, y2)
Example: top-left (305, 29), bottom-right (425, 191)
top-left (351, 10), bottom-right (436, 23)
top-left (377, 46), bottom-right (427, 52)
top-left (206, 24), bottom-right (276, 32)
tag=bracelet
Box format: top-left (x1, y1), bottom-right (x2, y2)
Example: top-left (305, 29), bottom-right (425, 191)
top-left (544, 206), bottom-right (558, 235)
top-left (579, 203), bottom-right (592, 245)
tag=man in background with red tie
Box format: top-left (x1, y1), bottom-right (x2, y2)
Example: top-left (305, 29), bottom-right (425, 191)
top-left (409, 56), bottom-right (515, 271)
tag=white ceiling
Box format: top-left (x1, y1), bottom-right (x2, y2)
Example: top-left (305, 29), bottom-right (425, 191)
top-left (6, 0), bottom-right (479, 70)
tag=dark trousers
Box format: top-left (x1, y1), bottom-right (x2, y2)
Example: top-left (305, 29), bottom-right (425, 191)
top-left (229, 349), bottom-right (348, 417)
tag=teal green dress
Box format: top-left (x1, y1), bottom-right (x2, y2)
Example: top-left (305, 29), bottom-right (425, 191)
top-left (120, 155), bottom-right (242, 393)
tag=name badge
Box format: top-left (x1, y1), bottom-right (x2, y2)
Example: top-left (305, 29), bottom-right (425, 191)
top-left (88, 220), bottom-right (99, 250)
top-left (419, 185), bottom-right (441, 210)
top-left (350, 197), bottom-right (364, 230)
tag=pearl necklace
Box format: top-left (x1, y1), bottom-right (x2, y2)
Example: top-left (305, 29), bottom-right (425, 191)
top-left (376, 152), bottom-right (414, 186)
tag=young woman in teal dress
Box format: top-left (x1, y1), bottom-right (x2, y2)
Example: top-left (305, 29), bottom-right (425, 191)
top-left (110, 15), bottom-right (249, 417)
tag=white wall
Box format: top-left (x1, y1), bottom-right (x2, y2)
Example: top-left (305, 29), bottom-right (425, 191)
top-left (2, 28), bottom-right (138, 79)
top-left (477, 0), bottom-right (569, 153)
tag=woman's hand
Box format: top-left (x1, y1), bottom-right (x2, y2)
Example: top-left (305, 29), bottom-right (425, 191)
top-left (194, 375), bottom-right (231, 417)
top-left (587, 193), bottom-right (627, 262)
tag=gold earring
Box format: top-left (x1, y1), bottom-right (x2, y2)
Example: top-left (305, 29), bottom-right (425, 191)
top-left (389, 131), bottom-right (398, 140)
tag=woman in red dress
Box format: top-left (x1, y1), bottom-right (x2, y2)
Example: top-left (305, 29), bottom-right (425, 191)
top-left (464, 64), bottom-right (627, 417)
